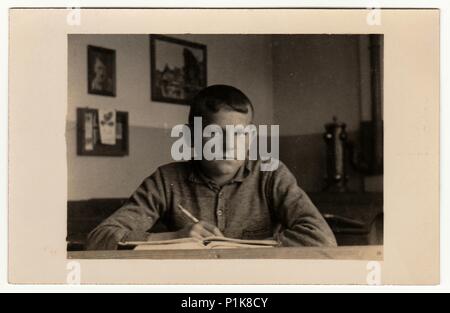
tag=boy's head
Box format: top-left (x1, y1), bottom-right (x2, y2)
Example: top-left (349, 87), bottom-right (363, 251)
top-left (188, 85), bottom-right (254, 125)
top-left (189, 85), bottom-right (254, 179)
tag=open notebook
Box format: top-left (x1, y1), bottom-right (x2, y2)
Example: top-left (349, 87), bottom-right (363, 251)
top-left (119, 237), bottom-right (280, 250)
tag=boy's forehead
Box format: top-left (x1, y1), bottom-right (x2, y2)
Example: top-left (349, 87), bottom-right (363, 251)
top-left (204, 109), bottom-right (253, 126)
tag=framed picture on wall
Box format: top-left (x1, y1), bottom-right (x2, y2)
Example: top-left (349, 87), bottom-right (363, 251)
top-left (87, 45), bottom-right (116, 97)
top-left (150, 35), bottom-right (207, 105)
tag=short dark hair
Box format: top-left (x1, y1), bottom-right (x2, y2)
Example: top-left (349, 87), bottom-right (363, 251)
top-left (188, 85), bottom-right (254, 125)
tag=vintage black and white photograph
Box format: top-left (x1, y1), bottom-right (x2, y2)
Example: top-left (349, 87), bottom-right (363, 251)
top-left (7, 7), bottom-right (441, 288)
top-left (87, 45), bottom-right (116, 97)
top-left (68, 34), bottom-right (384, 259)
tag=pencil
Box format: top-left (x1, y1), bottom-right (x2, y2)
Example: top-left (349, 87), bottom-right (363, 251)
top-left (177, 204), bottom-right (200, 224)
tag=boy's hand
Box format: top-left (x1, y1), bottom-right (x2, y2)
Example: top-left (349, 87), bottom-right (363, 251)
top-left (177, 221), bottom-right (224, 240)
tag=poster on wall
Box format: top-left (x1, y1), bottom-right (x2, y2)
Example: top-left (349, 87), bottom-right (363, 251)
top-left (150, 35), bottom-right (207, 105)
top-left (76, 108), bottom-right (128, 156)
top-left (88, 45), bottom-right (116, 97)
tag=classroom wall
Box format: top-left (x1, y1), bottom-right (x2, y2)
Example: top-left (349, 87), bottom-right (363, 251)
top-left (272, 35), bottom-right (366, 192)
top-left (67, 34), bottom-right (274, 200)
top-left (68, 34), bottom-right (382, 200)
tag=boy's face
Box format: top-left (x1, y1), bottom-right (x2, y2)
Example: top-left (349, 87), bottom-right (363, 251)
top-left (200, 108), bottom-right (253, 179)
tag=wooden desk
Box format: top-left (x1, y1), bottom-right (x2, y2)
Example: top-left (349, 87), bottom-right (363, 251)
top-left (68, 245), bottom-right (383, 260)
top-left (67, 194), bottom-right (383, 250)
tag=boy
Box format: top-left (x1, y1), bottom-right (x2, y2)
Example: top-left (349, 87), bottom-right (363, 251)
top-left (87, 85), bottom-right (337, 250)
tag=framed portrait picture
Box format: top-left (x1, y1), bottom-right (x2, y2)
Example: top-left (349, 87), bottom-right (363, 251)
top-left (150, 35), bottom-right (207, 105)
top-left (87, 45), bottom-right (116, 97)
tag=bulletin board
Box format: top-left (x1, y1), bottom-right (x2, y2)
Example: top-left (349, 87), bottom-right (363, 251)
top-left (76, 108), bottom-right (129, 156)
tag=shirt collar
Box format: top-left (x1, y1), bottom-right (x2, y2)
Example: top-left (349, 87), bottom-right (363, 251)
top-left (187, 160), bottom-right (251, 185)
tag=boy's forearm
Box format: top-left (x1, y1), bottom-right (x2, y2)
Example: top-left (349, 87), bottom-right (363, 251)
top-left (124, 230), bottom-right (183, 242)
top-left (276, 223), bottom-right (337, 247)
top-left (146, 231), bottom-right (180, 241)
top-left (86, 226), bottom-right (129, 251)
top-left (276, 202), bottom-right (337, 247)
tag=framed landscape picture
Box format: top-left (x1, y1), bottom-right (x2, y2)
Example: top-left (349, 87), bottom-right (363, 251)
top-left (87, 45), bottom-right (116, 97)
top-left (150, 35), bottom-right (207, 105)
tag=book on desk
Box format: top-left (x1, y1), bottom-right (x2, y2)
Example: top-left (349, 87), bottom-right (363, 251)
top-left (119, 236), bottom-right (280, 251)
